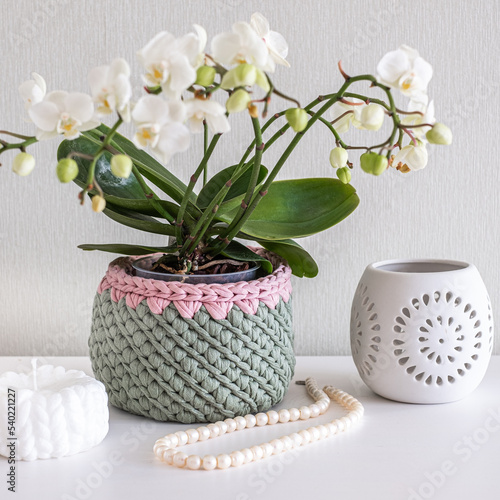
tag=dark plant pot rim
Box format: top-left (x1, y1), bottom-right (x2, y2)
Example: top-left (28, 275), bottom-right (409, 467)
top-left (131, 255), bottom-right (261, 284)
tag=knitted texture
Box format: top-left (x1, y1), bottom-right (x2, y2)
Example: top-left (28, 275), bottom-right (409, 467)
top-left (97, 248), bottom-right (292, 320)
top-left (90, 250), bottom-right (295, 423)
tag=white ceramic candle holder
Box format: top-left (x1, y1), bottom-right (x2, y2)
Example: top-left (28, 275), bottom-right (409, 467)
top-left (350, 259), bottom-right (494, 404)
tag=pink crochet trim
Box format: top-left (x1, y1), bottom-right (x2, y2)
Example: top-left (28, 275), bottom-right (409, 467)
top-left (97, 248), bottom-right (292, 320)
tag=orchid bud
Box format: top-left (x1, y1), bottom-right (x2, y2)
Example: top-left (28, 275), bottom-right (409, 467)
top-left (221, 63), bottom-right (257, 89)
top-left (255, 69), bottom-right (270, 92)
top-left (226, 89), bottom-right (251, 113)
top-left (329, 147), bottom-right (348, 169)
top-left (111, 154), bottom-right (133, 178)
top-left (12, 152), bottom-right (35, 176)
top-left (285, 108), bottom-right (308, 132)
top-left (426, 123), bottom-right (452, 145)
top-left (336, 166), bottom-right (351, 184)
top-left (56, 158), bottom-right (79, 183)
top-left (359, 104), bottom-right (385, 131)
top-left (360, 152), bottom-right (388, 176)
top-left (195, 66), bottom-right (216, 87)
top-left (92, 195), bottom-right (106, 213)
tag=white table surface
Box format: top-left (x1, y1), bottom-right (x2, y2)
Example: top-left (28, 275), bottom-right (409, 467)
top-left (1, 356), bottom-right (499, 500)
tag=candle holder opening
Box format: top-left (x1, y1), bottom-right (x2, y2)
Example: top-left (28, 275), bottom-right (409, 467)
top-left (373, 259), bottom-right (469, 274)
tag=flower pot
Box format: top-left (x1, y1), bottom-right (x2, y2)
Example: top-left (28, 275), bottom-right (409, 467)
top-left (89, 248), bottom-right (295, 423)
top-left (350, 259), bottom-right (494, 404)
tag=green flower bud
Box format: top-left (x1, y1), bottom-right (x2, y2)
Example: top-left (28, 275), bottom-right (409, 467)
top-left (329, 147), bottom-right (348, 169)
top-left (221, 63), bottom-right (257, 89)
top-left (56, 158), bottom-right (79, 183)
top-left (92, 195), bottom-right (106, 213)
top-left (336, 166), bottom-right (352, 184)
top-left (426, 123), bottom-right (452, 145)
top-left (110, 154), bottom-right (133, 179)
top-left (226, 89), bottom-right (251, 113)
top-left (360, 152), bottom-right (388, 176)
top-left (12, 152), bottom-right (35, 176)
top-left (195, 66), bottom-right (216, 87)
top-left (285, 108), bottom-right (308, 132)
top-left (255, 68), bottom-right (270, 92)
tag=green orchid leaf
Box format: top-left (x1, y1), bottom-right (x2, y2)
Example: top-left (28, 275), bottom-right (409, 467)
top-left (78, 243), bottom-right (177, 255)
top-left (96, 124), bottom-right (197, 208)
top-left (217, 178), bottom-right (359, 240)
top-left (256, 239), bottom-right (318, 278)
top-left (197, 163), bottom-right (268, 210)
top-left (101, 204), bottom-right (176, 236)
top-left (57, 136), bottom-right (147, 200)
top-left (219, 240), bottom-right (273, 274)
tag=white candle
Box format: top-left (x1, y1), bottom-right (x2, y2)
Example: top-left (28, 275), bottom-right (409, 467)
top-left (0, 361), bottom-right (109, 461)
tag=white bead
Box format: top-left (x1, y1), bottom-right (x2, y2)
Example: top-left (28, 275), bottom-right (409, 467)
top-left (224, 418), bottom-right (237, 433)
top-left (175, 431), bottom-right (188, 446)
top-left (299, 429), bottom-right (311, 444)
top-left (207, 423), bottom-right (220, 438)
top-left (261, 442), bottom-right (274, 458)
top-left (308, 427), bottom-right (320, 442)
top-left (153, 437), bottom-right (171, 452)
top-left (230, 451), bottom-right (245, 467)
top-left (317, 424), bottom-right (329, 439)
top-left (289, 408), bottom-right (300, 421)
top-left (309, 404), bottom-right (320, 418)
top-left (216, 454), bottom-right (232, 470)
top-left (234, 416), bottom-right (246, 430)
top-left (299, 406), bottom-right (311, 420)
top-left (202, 455), bottom-right (217, 471)
top-left (245, 414), bottom-right (257, 428)
top-left (197, 426), bottom-right (210, 441)
top-left (270, 439), bottom-right (284, 454)
top-left (326, 422), bottom-right (338, 435)
top-left (186, 455), bottom-right (202, 470)
top-left (340, 416), bottom-right (352, 430)
top-left (278, 409), bottom-right (291, 423)
top-left (217, 421), bottom-right (228, 435)
top-left (173, 452), bottom-right (188, 468)
top-left (154, 445), bottom-right (169, 456)
top-left (255, 412), bottom-right (269, 426)
top-left (186, 429), bottom-right (199, 444)
top-left (290, 432), bottom-right (303, 447)
top-left (336, 419), bottom-right (345, 432)
top-left (280, 435), bottom-right (293, 451)
top-left (250, 445), bottom-right (264, 461)
top-left (266, 410), bottom-right (279, 425)
top-left (166, 434), bottom-right (179, 447)
top-left (241, 448), bottom-right (254, 464)
top-left (161, 449), bottom-right (176, 465)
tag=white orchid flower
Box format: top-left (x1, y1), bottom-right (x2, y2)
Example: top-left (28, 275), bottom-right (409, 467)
top-left (132, 95), bottom-right (190, 164)
top-left (88, 58), bottom-right (132, 122)
top-left (137, 25), bottom-right (207, 99)
top-left (377, 45), bottom-right (433, 97)
top-left (392, 142), bottom-right (428, 172)
top-left (402, 95), bottom-right (435, 140)
top-left (28, 91), bottom-right (99, 140)
top-left (250, 12), bottom-right (290, 68)
top-left (19, 73), bottom-right (46, 110)
top-left (211, 22), bottom-right (270, 71)
top-left (330, 99), bottom-right (362, 133)
top-left (184, 98), bottom-right (230, 134)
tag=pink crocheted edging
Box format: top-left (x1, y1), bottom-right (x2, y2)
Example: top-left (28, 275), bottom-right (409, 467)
top-left (97, 249), bottom-right (292, 320)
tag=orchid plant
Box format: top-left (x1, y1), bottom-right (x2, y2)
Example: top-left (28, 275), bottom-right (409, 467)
top-left (1, 14), bottom-right (452, 278)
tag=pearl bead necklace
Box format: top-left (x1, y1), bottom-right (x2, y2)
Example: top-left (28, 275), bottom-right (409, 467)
top-left (153, 377), bottom-right (364, 470)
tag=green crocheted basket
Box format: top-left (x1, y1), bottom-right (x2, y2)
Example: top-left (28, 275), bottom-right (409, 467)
top-left (89, 249), bottom-right (295, 423)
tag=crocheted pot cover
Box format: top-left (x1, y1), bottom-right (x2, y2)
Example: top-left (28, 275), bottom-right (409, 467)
top-left (89, 249), bottom-right (295, 423)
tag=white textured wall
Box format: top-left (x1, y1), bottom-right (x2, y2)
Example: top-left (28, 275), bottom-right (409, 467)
top-left (0, 0), bottom-right (499, 356)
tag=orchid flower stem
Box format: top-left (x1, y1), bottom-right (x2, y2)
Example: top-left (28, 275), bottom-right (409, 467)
top-left (0, 135), bottom-right (37, 154)
top-left (203, 121), bottom-right (208, 186)
top-left (131, 165), bottom-right (177, 225)
top-left (175, 133), bottom-right (221, 248)
top-left (0, 130), bottom-right (33, 140)
top-left (81, 117), bottom-right (123, 200)
top-left (209, 95), bottom-right (340, 256)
